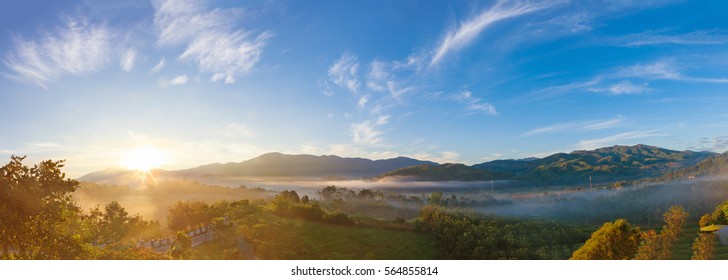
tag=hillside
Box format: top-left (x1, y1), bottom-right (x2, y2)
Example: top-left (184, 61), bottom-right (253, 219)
top-left (175, 153), bottom-right (436, 178)
top-left (660, 152), bottom-right (728, 181)
top-left (381, 145), bottom-right (714, 184)
top-left (380, 163), bottom-right (508, 181)
top-left (78, 153), bottom-right (437, 185)
top-left (515, 145), bottom-right (714, 184)
top-left (79, 145), bottom-right (715, 187)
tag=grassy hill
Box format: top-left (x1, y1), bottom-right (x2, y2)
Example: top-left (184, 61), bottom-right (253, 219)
top-left (660, 152), bottom-right (728, 181)
top-left (380, 163), bottom-right (508, 181)
top-left (192, 218), bottom-right (437, 260)
top-left (478, 144), bottom-right (713, 185)
top-left (378, 145), bottom-right (713, 185)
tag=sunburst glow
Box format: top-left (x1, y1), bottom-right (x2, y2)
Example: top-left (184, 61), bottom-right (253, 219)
top-left (121, 146), bottom-right (167, 172)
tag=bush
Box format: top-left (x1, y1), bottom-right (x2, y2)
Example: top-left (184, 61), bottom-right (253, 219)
top-left (324, 212), bottom-right (355, 226)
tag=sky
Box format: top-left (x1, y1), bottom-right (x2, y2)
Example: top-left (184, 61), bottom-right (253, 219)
top-left (2, 0), bottom-right (728, 177)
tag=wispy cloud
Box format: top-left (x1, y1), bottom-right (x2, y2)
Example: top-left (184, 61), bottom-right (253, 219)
top-left (153, 0), bottom-right (271, 84)
top-left (357, 94), bottom-right (370, 109)
top-left (409, 151), bottom-right (461, 164)
top-left (327, 53), bottom-right (360, 93)
top-left (526, 77), bottom-right (602, 100)
top-left (150, 57), bottom-right (167, 74)
top-left (589, 80), bottom-right (652, 95)
top-left (120, 48), bottom-right (137, 72)
top-left (616, 59), bottom-right (728, 84)
top-left (182, 31), bottom-right (271, 84)
top-left (605, 29), bottom-right (728, 47)
top-left (3, 17), bottom-right (111, 88)
top-left (367, 60), bottom-right (389, 91)
top-left (451, 91), bottom-right (497, 116)
top-left (577, 130), bottom-right (663, 150)
top-left (529, 58), bottom-right (728, 100)
top-left (430, 0), bottom-right (553, 65)
top-left (522, 115), bottom-right (626, 136)
top-left (351, 120), bottom-right (384, 145)
top-left (170, 74), bottom-right (188, 85)
top-left (616, 60), bottom-right (683, 80)
top-left (376, 115), bottom-right (390, 126)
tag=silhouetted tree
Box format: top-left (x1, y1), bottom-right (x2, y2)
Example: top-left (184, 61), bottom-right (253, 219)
top-left (0, 156), bottom-right (85, 259)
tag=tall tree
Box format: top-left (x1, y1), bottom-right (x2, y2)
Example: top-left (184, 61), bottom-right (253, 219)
top-left (170, 231), bottom-right (192, 260)
top-left (0, 156), bottom-right (84, 259)
top-left (570, 219), bottom-right (641, 260)
top-left (635, 205), bottom-right (688, 260)
top-left (691, 233), bottom-right (716, 260)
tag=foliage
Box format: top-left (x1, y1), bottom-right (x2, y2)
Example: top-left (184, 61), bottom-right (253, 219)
top-left (415, 205), bottom-right (592, 259)
top-left (317, 185), bottom-right (420, 221)
top-left (0, 156), bottom-right (86, 259)
top-left (699, 214), bottom-right (712, 228)
top-left (661, 152), bottom-right (728, 181)
top-left (81, 201), bottom-right (162, 244)
top-left (90, 243), bottom-right (169, 260)
top-left (570, 219), bottom-right (641, 260)
top-left (691, 233), bottom-right (716, 260)
top-left (427, 191), bottom-right (443, 205)
top-left (634, 206), bottom-right (688, 260)
top-left (169, 231), bottom-right (192, 259)
top-left (474, 144), bottom-right (713, 185)
top-left (167, 200), bottom-right (217, 231)
top-left (74, 180), bottom-right (273, 226)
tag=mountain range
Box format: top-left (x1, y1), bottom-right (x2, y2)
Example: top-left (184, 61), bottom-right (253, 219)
top-left (78, 153), bottom-right (437, 185)
top-left (79, 144), bottom-right (725, 187)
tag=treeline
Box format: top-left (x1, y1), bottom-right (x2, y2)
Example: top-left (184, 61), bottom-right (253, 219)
top-left (163, 189), bottom-right (396, 259)
top-left (413, 205), bottom-right (593, 259)
top-left (571, 203), bottom-right (723, 260)
top-left (0, 156), bottom-right (166, 259)
top-left (75, 179), bottom-right (273, 225)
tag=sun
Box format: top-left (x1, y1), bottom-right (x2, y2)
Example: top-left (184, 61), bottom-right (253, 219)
top-left (121, 146), bottom-right (167, 172)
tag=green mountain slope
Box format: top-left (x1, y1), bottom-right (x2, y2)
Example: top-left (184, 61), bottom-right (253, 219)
top-left (381, 145), bottom-right (714, 184)
top-left (380, 163), bottom-right (508, 181)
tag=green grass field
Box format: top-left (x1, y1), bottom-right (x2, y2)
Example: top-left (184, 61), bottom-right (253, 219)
top-left (192, 219), bottom-right (437, 260)
top-left (671, 225), bottom-right (728, 260)
top-left (295, 220), bottom-right (437, 259)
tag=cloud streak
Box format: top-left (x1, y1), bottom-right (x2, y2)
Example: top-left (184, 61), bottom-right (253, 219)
top-left (351, 120), bottom-right (384, 145)
top-left (327, 53), bottom-right (360, 93)
top-left (170, 75), bottom-right (188, 85)
top-left (3, 17), bottom-right (111, 88)
top-left (451, 91), bottom-right (497, 116)
top-left (120, 49), bottom-right (137, 72)
top-left (577, 130), bottom-right (663, 150)
top-left (522, 115), bottom-right (626, 136)
top-left (606, 29), bottom-right (728, 47)
top-left (153, 0), bottom-right (271, 84)
top-left (430, 0), bottom-right (553, 65)
top-left (150, 57), bottom-right (167, 74)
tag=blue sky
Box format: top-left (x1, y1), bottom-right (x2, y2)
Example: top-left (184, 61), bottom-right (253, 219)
top-left (2, 0), bottom-right (728, 177)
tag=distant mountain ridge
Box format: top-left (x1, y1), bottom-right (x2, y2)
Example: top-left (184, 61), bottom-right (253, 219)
top-left (78, 153), bottom-right (437, 184)
top-left (175, 152), bottom-right (437, 178)
top-left (659, 152), bottom-right (728, 181)
top-left (382, 144), bottom-right (715, 184)
top-left (78, 145), bottom-right (717, 187)
top-left (380, 163), bottom-right (509, 181)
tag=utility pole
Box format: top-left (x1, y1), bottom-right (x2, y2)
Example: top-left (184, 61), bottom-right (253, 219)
top-left (589, 174), bottom-right (592, 192)
top-left (490, 180), bottom-right (494, 196)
